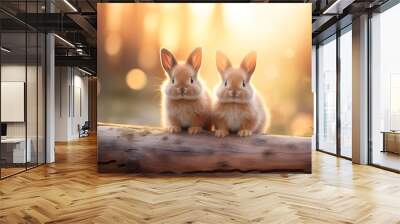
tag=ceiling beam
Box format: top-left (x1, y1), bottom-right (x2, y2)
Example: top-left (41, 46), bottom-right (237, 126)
top-left (67, 13), bottom-right (97, 39)
top-left (323, 0), bottom-right (356, 14)
top-left (55, 55), bottom-right (96, 72)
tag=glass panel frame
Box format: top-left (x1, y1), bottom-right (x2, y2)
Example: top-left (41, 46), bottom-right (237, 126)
top-left (0, 0), bottom-right (47, 179)
top-left (317, 34), bottom-right (337, 155)
top-left (369, 2), bottom-right (400, 172)
top-left (315, 24), bottom-right (353, 160)
top-left (339, 25), bottom-right (353, 159)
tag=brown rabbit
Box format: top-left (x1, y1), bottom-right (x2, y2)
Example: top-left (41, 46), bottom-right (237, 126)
top-left (213, 51), bottom-right (270, 137)
top-left (160, 47), bottom-right (212, 134)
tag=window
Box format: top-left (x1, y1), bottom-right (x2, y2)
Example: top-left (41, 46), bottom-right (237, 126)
top-left (371, 2), bottom-right (400, 171)
top-left (390, 74), bottom-right (400, 131)
top-left (339, 27), bottom-right (352, 158)
top-left (0, 1), bottom-right (46, 179)
top-left (317, 35), bottom-right (337, 154)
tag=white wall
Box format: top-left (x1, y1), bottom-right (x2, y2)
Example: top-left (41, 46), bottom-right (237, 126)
top-left (1, 66), bottom-right (26, 138)
top-left (55, 67), bottom-right (69, 141)
top-left (1, 63), bottom-right (46, 164)
top-left (55, 67), bottom-right (89, 141)
top-left (1, 65), bottom-right (38, 138)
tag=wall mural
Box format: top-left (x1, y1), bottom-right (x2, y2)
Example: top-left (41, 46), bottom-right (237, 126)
top-left (97, 3), bottom-right (312, 173)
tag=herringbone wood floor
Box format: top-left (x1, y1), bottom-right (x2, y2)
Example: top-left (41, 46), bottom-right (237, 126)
top-left (1, 136), bottom-right (400, 224)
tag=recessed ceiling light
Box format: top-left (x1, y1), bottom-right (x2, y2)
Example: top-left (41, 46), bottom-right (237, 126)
top-left (54, 34), bottom-right (75, 48)
top-left (78, 67), bottom-right (93, 76)
top-left (1, 47), bottom-right (11, 53)
top-left (63, 0), bottom-right (78, 12)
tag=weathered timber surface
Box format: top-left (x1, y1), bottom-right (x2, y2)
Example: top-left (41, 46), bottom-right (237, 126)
top-left (97, 123), bottom-right (312, 174)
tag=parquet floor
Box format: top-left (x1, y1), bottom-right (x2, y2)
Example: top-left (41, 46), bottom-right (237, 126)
top-left (1, 136), bottom-right (400, 224)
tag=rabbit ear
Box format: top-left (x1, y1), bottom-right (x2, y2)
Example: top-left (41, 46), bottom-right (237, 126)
top-left (160, 48), bottom-right (177, 76)
top-left (240, 51), bottom-right (257, 80)
top-left (186, 47), bottom-right (202, 73)
top-left (216, 51), bottom-right (232, 76)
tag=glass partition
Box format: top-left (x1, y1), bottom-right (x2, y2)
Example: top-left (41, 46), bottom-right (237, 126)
top-left (27, 31), bottom-right (38, 169)
top-left (317, 35), bottom-right (337, 154)
top-left (0, 1), bottom-right (46, 179)
top-left (370, 3), bottom-right (400, 171)
top-left (339, 27), bottom-right (352, 158)
top-left (1, 30), bottom-right (28, 177)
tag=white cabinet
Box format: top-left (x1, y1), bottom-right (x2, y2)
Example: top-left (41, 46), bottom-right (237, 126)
top-left (1, 138), bottom-right (32, 163)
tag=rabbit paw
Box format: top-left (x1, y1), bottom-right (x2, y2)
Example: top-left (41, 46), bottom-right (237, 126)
top-left (238, 129), bottom-right (252, 137)
top-left (215, 129), bottom-right (229, 138)
top-left (188, 126), bottom-right (202, 135)
top-left (168, 126), bottom-right (182, 134)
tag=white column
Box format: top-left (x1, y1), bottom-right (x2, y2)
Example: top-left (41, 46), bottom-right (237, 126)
top-left (46, 32), bottom-right (55, 163)
top-left (352, 14), bottom-right (369, 164)
top-left (45, 0), bottom-right (56, 163)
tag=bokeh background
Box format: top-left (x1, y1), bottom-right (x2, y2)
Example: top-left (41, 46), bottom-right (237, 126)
top-left (98, 3), bottom-right (313, 136)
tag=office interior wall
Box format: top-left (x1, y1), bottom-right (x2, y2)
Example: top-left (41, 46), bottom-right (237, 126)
top-left (1, 37), bottom-right (46, 178)
top-left (1, 65), bottom-right (37, 138)
top-left (55, 67), bottom-right (89, 141)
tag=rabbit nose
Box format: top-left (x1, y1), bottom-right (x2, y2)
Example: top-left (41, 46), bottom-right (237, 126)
top-left (177, 87), bottom-right (186, 94)
top-left (228, 90), bottom-right (235, 97)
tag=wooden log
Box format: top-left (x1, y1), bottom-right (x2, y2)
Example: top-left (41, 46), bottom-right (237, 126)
top-left (97, 123), bottom-right (311, 174)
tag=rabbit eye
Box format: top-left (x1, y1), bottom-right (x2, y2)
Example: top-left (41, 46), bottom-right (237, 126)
top-left (190, 77), bottom-right (194, 84)
top-left (224, 80), bottom-right (227, 87)
top-left (242, 81), bottom-right (246, 88)
top-left (171, 77), bottom-right (175, 84)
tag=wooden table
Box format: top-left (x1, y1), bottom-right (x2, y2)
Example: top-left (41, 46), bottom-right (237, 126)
top-left (382, 131), bottom-right (400, 154)
top-left (1, 138), bottom-right (31, 165)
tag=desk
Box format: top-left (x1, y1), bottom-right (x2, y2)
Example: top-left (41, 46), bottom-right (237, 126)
top-left (382, 131), bottom-right (400, 154)
top-left (1, 138), bottom-right (31, 163)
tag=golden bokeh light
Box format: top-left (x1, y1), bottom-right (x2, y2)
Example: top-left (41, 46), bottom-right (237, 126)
top-left (222, 4), bottom-right (255, 44)
top-left (290, 113), bottom-right (313, 136)
top-left (223, 4), bottom-right (253, 29)
top-left (144, 12), bottom-right (159, 34)
top-left (160, 15), bottom-right (180, 52)
top-left (264, 64), bottom-right (280, 80)
top-left (189, 4), bottom-right (215, 45)
top-left (126, 69), bottom-right (148, 90)
top-left (105, 33), bottom-right (122, 56)
top-left (138, 46), bottom-right (158, 69)
top-left (189, 4), bottom-right (215, 18)
top-left (161, 4), bottom-right (180, 12)
top-left (285, 48), bottom-right (296, 59)
top-left (105, 4), bottom-right (124, 31)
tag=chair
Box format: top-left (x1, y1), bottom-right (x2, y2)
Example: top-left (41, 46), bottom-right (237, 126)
top-left (79, 121), bottom-right (90, 138)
